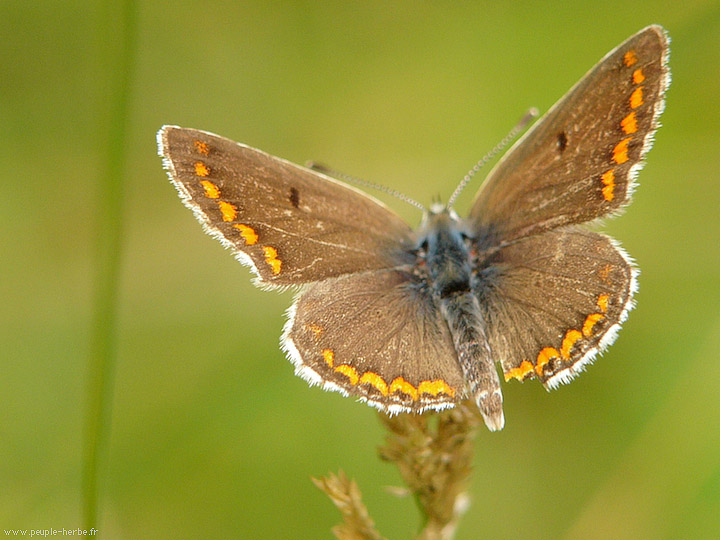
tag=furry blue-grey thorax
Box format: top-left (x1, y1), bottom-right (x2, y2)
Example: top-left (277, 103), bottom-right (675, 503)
top-left (420, 208), bottom-right (473, 297)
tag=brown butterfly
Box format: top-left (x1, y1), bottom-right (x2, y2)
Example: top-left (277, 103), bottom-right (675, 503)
top-left (158, 26), bottom-right (669, 430)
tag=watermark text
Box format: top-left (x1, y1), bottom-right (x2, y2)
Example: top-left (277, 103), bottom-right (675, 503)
top-left (4, 529), bottom-right (98, 537)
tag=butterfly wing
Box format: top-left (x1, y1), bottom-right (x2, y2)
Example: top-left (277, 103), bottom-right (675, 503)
top-left (469, 26), bottom-right (669, 389)
top-left (284, 269), bottom-right (465, 412)
top-left (158, 126), bottom-right (414, 286)
top-left (159, 126), bottom-right (461, 410)
top-left (469, 25), bottom-right (670, 243)
top-left (477, 228), bottom-right (636, 388)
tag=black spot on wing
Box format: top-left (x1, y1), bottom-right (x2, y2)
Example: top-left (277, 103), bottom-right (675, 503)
top-left (289, 187), bottom-right (300, 208)
top-left (557, 131), bottom-right (568, 152)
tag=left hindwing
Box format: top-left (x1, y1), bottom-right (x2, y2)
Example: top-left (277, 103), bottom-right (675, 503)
top-left (158, 126), bottom-right (413, 286)
top-left (477, 228), bottom-right (637, 388)
top-left (469, 25), bottom-right (669, 243)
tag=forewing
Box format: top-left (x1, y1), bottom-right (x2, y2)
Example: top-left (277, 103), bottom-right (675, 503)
top-left (475, 228), bottom-right (637, 388)
top-left (469, 25), bottom-right (669, 243)
top-left (158, 126), bottom-right (413, 286)
top-left (284, 269), bottom-right (465, 412)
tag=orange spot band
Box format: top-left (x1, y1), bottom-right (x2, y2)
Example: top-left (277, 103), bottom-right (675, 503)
top-left (308, 324), bottom-right (323, 338)
top-left (359, 372), bottom-right (389, 396)
top-left (233, 223), bottom-right (258, 245)
top-left (582, 313), bottom-right (605, 337)
top-left (529, 293), bottom-right (613, 377)
top-left (200, 180), bottom-right (220, 199)
top-left (599, 264), bottom-right (613, 283)
top-left (633, 68), bottom-right (645, 84)
top-left (335, 364), bottom-right (359, 385)
top-left (194, 161), bottom-right (210, 177)
top-left (601, 169), bottom-right (616, 202)
top-left (389, 377), bottom-right (418, 400)
top-left (505, 360), bottom-right (534, 382)
top-left (613, 137), bottom-right (632, 164)
top-left (262, 245), bottom-right (282, 275)
top-left (318, 353), bottom-right (454, 401)
top-left (218, 200), bottom-right (237, 222)
top-left (630, 86), bottom-right (644, 109)
top-left (561, 329), bottom-right (583, 359)
top-left (194, 140), bottom-right (210, 155)
top-left (624, 50), bottom-right (638, 67)
top-left (418, 379), bottom-right (456, 397)
top-left (622, 111), bottom-right (638, 134)
top-left (536, 347), bottom-right (559, 375)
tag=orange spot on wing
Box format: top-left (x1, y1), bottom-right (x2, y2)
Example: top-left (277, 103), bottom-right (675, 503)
top-left (504, 359), bottom-right (534, 382)
top-left (335, 364), bottom-right (359, 385)
top-left (633, 68), bottom-right (645, 84)
top-left (612, 137), bottom-right (632, 164)
top-left (418, 379), bottom-right (455, 397)
top-left (218, 200), bottom-right (237, 222)
top-left (194, 161), bottom-right (210, 177)
top-left (536, 347), bottom-right (559, 376)
top-left (601, 169), bottom-right (616, 202)
top-left (194, 140), bottom-right (210, 155)
top-left (582, 313), bottom-right (605, 337)
top-left (233, 223), bottom-right (258, 245)
top-left (307, 324), bottom-right (323, 338)
top-left (597, 294), bottom-right (609, 313)
top-left (322, 349), bottom-right (334, 368)
top-left (599, 264), bottom-right (612, 283)
top-left (262, 246), bottom-right (282, 275)
top-left (389, 377), bottom-right (418, 400)
top-left (359, 372), bottom-right (389, 396)
top-left (621, 111), bottom-right (638, 134)
top-left (199, 180), bottom-right (220, 199)
top-left (624, 50), bottom-right (638, 67)
top-left (630, 86), bottom-right (644, 109)
top-left (560, 329), bottom-right (583, 359)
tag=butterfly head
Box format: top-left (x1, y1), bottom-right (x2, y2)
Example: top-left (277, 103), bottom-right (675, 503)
top-left (418, 203), bottom-right (464, 237)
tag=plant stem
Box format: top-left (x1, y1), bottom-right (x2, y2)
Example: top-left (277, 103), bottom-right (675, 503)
top-left (83, 0), bottom-right (137, 532)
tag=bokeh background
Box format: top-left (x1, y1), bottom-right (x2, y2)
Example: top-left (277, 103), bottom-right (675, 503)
top-left (3, 1), bottom-right (719, 539)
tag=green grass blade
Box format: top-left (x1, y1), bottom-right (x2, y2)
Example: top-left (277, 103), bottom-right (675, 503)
top-left (83, 0), bottom-right (138, 532)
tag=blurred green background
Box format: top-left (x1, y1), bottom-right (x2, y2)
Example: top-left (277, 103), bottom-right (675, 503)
top-left (3, 1), bottom-right (719, 538)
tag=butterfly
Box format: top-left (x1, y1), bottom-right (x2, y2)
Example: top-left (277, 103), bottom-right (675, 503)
top-left (158, 25), bottom-right (669, 430)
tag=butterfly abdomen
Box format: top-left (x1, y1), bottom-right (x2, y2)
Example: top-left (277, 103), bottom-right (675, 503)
top-left (439, 291), bottom-right (504, 430)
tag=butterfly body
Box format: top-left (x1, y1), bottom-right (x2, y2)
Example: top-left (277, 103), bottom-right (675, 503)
top-left (416, 208), bottom-right (504, 429)
top-left (159, 26), bottom-right (669, 430)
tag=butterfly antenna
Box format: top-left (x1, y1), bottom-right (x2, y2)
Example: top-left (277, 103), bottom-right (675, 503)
top-left (447, 108), bottom-right (539, 209)
top-left (307, 161), bottom-right (427, 213)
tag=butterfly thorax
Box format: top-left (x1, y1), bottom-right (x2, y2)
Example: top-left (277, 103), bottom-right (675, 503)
top-left (419, 208), bottom-right (473, 298)
top-left (415, 208), bottom-right (505, 430)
